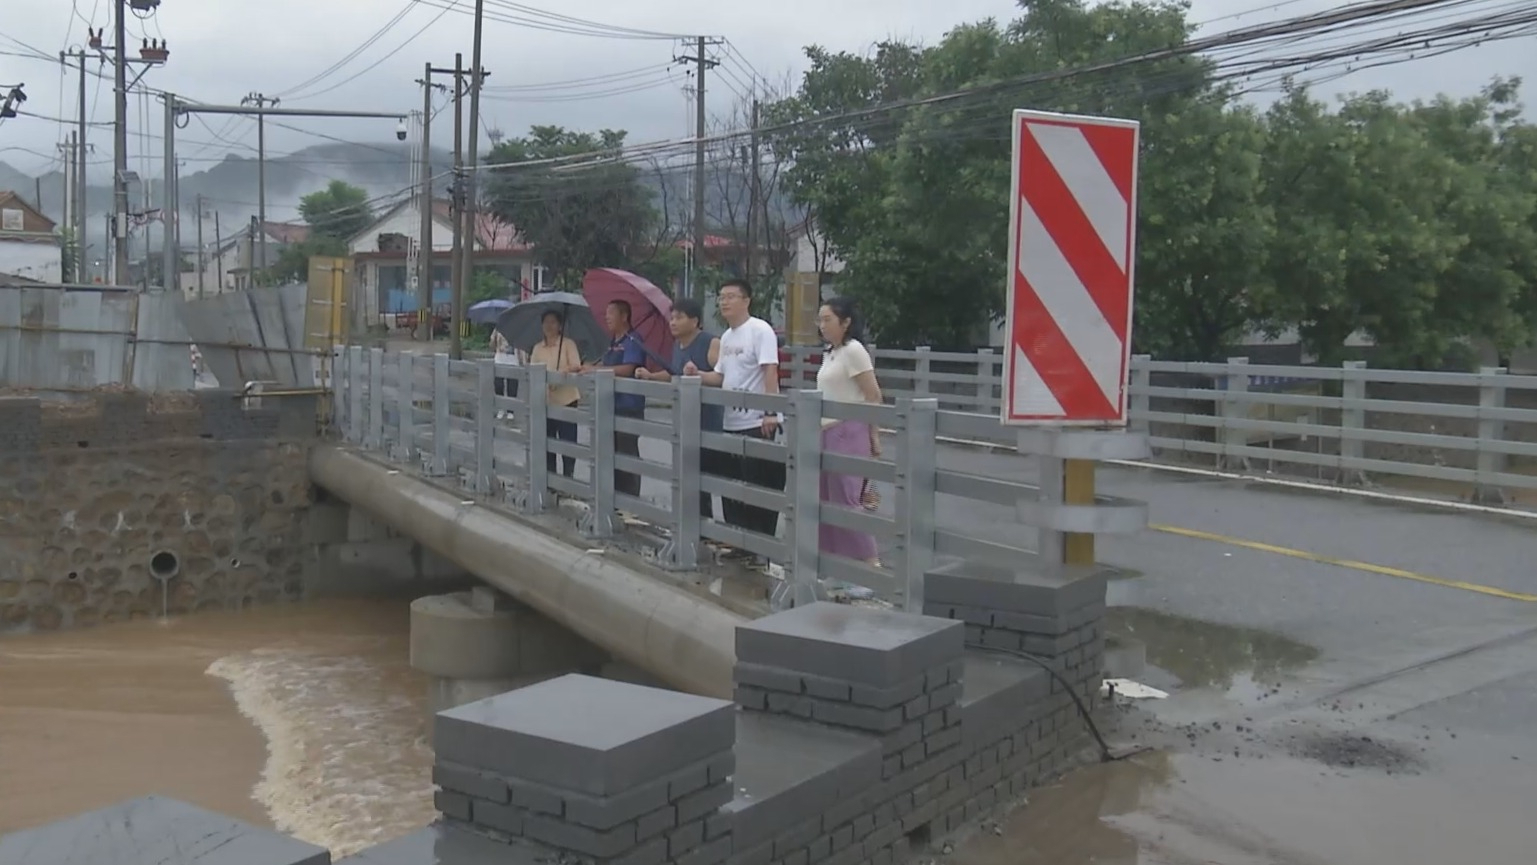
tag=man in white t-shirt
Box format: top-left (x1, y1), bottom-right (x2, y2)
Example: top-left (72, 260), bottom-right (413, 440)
top-left (699, 278), bottom-right (784, 549)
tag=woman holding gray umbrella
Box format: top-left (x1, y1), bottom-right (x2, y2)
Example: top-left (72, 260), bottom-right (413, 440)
top-left (528, 310), bottom-right (583, 478)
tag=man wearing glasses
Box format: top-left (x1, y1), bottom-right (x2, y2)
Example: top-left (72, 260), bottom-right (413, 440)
top-left (711, 279), bottom-right (784, 561)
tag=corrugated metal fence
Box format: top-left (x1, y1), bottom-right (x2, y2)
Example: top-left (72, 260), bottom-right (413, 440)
top-left (0, 284), bottom-right (195, 392)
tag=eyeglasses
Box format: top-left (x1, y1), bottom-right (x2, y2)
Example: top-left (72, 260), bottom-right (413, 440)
top-left (717, 292), bottom-right (745, 302)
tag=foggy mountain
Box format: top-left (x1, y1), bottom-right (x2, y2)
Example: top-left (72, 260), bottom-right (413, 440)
top-left (1, 139), bottom-right (797, 276)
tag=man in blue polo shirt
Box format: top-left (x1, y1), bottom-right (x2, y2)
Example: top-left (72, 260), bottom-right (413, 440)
top-left (589, 299), bottom-right (647, 498)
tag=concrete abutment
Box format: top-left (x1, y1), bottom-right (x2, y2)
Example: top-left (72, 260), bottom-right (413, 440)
top-left (410, 586), bottom-right (610, 718)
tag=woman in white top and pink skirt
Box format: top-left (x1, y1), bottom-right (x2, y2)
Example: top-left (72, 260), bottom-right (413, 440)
top-left (815, 297), bottom-right (883, 566)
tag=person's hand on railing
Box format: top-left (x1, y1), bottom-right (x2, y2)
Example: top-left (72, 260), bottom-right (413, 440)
top-left (634, 368), bottom-right (655, 381)
top-left (761, 415), bottom-right (780, 437)
top-left (682, 361), bottom-right (699, 376)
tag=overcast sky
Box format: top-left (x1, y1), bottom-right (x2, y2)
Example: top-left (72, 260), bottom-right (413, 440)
top-left (1, 0), bottom-right (1532, 180)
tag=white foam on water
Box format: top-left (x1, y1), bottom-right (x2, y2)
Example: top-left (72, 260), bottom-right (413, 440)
top-left (206, 644), bottom-right (436, 857)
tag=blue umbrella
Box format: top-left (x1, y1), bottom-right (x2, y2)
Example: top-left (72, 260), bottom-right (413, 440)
top-left (467, 298), bottom-right (515, 324)
top-left (494, 291), bottom-right (609, 359)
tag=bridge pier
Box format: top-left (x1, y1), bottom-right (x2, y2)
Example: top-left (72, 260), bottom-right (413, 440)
top-left (409, 586), bottom-right (609, 719)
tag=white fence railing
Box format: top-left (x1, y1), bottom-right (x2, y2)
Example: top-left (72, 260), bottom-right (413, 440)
top-left (333, 347), bottom-right (1148, 610)
top-left (780, 346), bottom-right (1537, 499)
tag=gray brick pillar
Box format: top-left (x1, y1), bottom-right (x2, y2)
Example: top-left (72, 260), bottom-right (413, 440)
top-left (921, 562), bottom-right (1108, 764)
top-left (432, 673), bottom-right (737, 865)
top-left (732, 603), bottom-right (966, 781)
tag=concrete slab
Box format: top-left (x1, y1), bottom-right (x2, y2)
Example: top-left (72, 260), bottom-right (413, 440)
top-left (0, 796), bottom-right (330, 865)
top-left (925, 561), bottom-right (1109, 618)
top-left (724, 711), bottom-right (883, 850)
top-left (338, 824), bottom-right (538, 865)
top-left (735, 603), bottom-right (964, 686)
top-left (434, 674), bottom-right (735, 796)
top-left (956, 653), bottom-right (1049, 751)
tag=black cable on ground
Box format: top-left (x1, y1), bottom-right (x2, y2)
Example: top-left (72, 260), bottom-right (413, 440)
top-left (976, 645), bottom-right (1152, 763)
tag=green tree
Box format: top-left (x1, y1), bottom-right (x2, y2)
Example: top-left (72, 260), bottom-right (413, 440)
top-left (299, 179), bottom-right (374, 242)
top-left (264, 235), bottom-right (348, 286)
top-left (1134, 98), bottom-right (1275, 361)
top-left (483, 126), bottom-right (656, 290)
top-left (766, 0), bottom-right (1215, 347)
top-left (1258, 82), bottom-right (1537, 366)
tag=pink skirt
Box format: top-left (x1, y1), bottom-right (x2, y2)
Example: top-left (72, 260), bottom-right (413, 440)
top-left (819, 420), bottom-right (879, 561)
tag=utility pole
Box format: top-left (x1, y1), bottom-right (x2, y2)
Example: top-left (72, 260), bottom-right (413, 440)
top-left (196, 194), bottom-right (205, 298)
top-left (676, 37), bottom-right (719, 298)
top-left (59, 135), bottom-right (74, 240)
top-left (449, 53), bottom-right (465, 351)
top-left (455, 0), bottom-right (487, 361)
top-left (416, 62), bottom-right (434, 342)
top-left (112, 0), bottom-right (129, 285)
top-left (61, 49), bottom-right (91, 251)
top-left (241, 92), bottom-right (278, 275)
top-left (160, 92), bottom-right (178, 292)
top-left (214, 210), bottom-right (223, 292)
top-left (746, 98), bottom-right (761, 281)
top-left (76, 50), bottom-right (87, 252)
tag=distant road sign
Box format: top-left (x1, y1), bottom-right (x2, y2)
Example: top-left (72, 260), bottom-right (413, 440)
top-left (1002, 109), bottom-right (1140, 426)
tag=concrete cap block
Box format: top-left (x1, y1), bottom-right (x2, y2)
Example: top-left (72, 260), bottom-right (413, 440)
top-left (735, 603), bottom-right (964, 687)
top-left (435, 674), bottom-right (736, 797)
top-left (0, 795), bottom-right (330, 865)
top-left (923, 561), bottom-right (1109, 618)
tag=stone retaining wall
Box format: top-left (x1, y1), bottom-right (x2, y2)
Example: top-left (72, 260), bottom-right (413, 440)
top-left (3, 565), bottom-right (1109, 865)
top-left (0, 390), bottom-right (321, 633)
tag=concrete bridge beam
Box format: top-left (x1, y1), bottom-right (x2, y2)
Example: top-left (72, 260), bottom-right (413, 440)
top-left (310, 445), bottom-right (743, 698)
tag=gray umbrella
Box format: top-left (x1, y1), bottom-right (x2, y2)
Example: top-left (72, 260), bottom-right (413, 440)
top-left (494, 291), bottom-right (609, 359)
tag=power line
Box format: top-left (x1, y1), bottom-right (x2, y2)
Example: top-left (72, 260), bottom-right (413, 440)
top-left (273, 1), bottom-right (417, 98)
top-left (284, 0), bottom-right (463, 102)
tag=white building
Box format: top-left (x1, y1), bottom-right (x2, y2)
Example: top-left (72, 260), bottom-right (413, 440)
top-left (0, 191), bottom-right (62, 283)
top-left (180, 220), bottom-right (310, 298)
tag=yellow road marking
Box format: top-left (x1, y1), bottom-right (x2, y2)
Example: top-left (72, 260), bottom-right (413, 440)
top-left (1151, 523), bottom-right (1537, 603)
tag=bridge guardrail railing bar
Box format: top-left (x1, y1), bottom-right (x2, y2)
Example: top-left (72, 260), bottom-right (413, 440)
top-left (779, 346), bottom-right (1537, 499)
top-left (332, 345), bottom-right (1149, 611)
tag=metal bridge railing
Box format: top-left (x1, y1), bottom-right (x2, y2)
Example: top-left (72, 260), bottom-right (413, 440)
top-left (333, 346), bottom-right (1149, 611)
top-left (780, 346), bottom-right (1537, 502)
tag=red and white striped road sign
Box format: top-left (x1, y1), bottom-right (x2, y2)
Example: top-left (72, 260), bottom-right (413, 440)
top-left (1002, 109), bottom-right (1140, 426)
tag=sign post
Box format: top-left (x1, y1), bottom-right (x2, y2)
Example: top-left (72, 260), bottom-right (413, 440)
top-left (1001, 109), bottom-right (1142, 568)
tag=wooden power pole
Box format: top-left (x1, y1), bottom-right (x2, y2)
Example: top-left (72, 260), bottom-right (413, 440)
top-left (677, 37), bottom-right (720, 298)
top-left (417, 62), bottom-right (434, 342)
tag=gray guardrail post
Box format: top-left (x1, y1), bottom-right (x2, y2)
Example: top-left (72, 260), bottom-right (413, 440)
top-left (784, 388), bottom-right (823, 609)
top-left (666, 376), bottom-right (704, 573)
top-left (393, 353), bottom-right (414, 462)
top-left (523, 363), bottom-right (549, 513)
top-left (893, 397), bottom-right (938, 612)
top-left (1475, 365), bottom-right (1509, 504)
top-left (585, 369), bottom-right (616, 538)
top-left (914, 346), bottom-right (932, 397)
top-left (1220, 356), bottom-right (1250, 471)
top-left (1339, 359), bottom-right (1367, 484)
top-left (429, 352), bottom-right (450, 476)
top-left (1129, 354), bottom-right (1152, 433)
top-left (476, 359), bottom-right (496, 495)
top-left (346, 345), bottom-right (363, 444)
top-left (366, 347), bottom-right (384, 449)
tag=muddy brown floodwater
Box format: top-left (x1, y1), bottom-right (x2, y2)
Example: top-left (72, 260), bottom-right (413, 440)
top-left (0, 598), bottom-right (435, 858)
